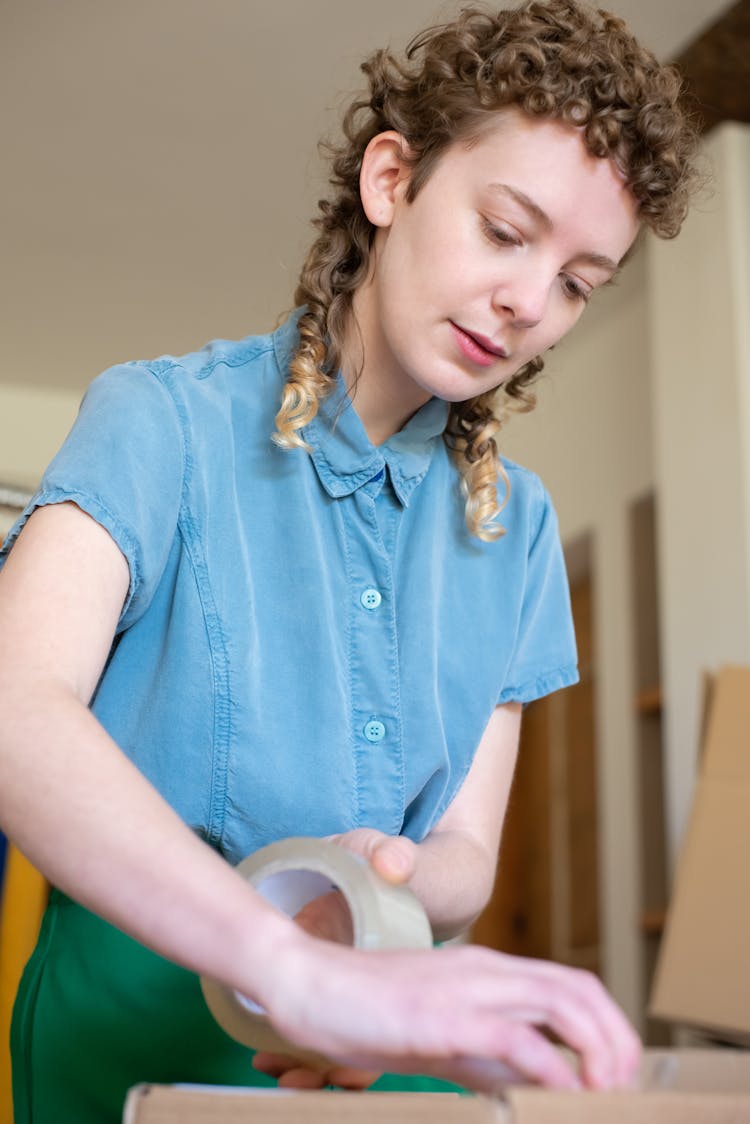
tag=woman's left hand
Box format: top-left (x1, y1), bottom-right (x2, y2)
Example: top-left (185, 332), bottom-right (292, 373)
top-left (251, 829), bottom-right (418, 1089)
top-left (325, 827), bottom-right (419, 885)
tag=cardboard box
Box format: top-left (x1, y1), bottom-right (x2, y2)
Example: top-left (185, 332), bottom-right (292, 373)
top-left (650, 665), bottom-right (750, 1038)
top-left (123, 1050), bottom-right (750, 1122)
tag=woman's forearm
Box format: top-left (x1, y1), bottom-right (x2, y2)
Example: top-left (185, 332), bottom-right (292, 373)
top-left (412, 827), bottom-right (496, 940)
top-left (0, 679), bottom-right (297, 1005)
top-left (0, 503), bottom-right (306, 1013)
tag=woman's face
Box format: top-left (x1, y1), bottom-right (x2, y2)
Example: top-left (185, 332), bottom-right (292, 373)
top-left (355, 109), bottom-right (641, 411)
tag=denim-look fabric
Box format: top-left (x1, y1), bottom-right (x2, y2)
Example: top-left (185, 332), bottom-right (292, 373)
top-left (1, 312), bottom-right (577, 864)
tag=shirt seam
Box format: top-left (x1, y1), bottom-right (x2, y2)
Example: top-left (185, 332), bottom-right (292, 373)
top-left (498, 665), bottom-right (579, 704)
top-left (2, 488), bottom-right (145, 628)
top-left (141, 337), bottom-right (275, 383)
top-left (147, 361), bottom-right (232, 847)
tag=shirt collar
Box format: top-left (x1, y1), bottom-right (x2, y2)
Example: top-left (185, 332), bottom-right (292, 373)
top-left (272, 312), bottom-right (449, 507)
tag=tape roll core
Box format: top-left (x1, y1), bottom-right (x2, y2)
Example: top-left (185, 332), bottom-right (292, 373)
top-left (200, 837), bottom-right (433, 1064)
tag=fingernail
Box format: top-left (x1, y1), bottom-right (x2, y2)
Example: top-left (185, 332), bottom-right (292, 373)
top-left (390, 848), bottom-right (411, 871)
top-left (594, 1068), bottom-right (614, 1091)
top-left (563, 1073), bottom-right (583, 1091)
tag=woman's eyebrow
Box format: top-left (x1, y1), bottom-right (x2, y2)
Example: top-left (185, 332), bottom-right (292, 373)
top-left (576, 251), bottom-right (622, 278)
top-left (487, 182), bottom-right (553, 230)
top-left (487, 182), bottom-right (621, 276)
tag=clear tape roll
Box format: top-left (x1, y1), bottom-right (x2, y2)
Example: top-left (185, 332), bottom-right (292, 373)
top-left (200, 837), bottom-right (433, 1065)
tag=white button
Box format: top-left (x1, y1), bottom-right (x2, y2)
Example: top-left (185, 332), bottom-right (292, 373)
top-left (363, 719), bottom-right (386, 743)
top-left (361, 588), bottom-right (382, 611)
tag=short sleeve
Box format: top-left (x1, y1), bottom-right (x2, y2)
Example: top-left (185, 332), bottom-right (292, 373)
top-left (0, 362), bottom-right (184, 632)
top-left (497, 480), bottom-right (579, 705)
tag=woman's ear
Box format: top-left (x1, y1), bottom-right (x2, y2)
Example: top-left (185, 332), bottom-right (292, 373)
top-left (359, 131), bottom-right (411, 228)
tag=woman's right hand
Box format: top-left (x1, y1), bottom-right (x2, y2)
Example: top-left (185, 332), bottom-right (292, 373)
top-left (252, 930), bottom-right (641, 1095)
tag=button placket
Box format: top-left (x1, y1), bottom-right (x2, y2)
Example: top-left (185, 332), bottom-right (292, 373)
top-left (343, 487), bottom-right (405, 831)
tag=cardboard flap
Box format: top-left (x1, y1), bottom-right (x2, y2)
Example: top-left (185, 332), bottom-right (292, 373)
top-left (699, 666), bottom-right (750, 782)
top-left (640, 1050), bottom-right (750, 1092)
top-left (506, 1088), bottom-right (750, 1123)
top-left (503, 1052), bottom-right (750, 1122)
top-left (650, 776), bottom-right (750, 1033)
top-left (122, 1086), bottom-right (500, 1123)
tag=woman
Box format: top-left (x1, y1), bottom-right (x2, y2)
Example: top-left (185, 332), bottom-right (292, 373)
top-left (0, 1), bottom-right (698, 1120)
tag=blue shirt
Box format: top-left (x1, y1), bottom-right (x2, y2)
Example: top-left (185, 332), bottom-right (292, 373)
top-left (1, 313), bottom-right (578, 864)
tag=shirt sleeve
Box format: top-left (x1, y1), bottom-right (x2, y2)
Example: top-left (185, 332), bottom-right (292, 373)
top-left (497, 478), bottom-right (579, 705)
top-left (0, 361), bottom-right (184, 632)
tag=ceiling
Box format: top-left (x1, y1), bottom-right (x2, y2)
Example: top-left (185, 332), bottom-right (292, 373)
top-left (0, 0), bottom-right (738, 392)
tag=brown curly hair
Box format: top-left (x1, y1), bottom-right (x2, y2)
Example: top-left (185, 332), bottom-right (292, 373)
top-left (274, 0), bottom-right (701, 539)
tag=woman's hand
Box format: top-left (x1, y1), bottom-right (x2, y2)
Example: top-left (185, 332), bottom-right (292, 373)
top-left (325, 828), bottom-right (419, 885)
top-left (254, 933), bottom-right (641, 1095)
top-left (252, 828), bottom-right (640, 1093)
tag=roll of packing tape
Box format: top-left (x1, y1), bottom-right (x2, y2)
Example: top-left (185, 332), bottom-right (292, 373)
top-left (200, 837), bottom-right (433, 1065)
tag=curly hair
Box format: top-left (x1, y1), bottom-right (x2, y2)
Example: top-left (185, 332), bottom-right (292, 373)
top-left (274, 0), bottom-right (701, 540)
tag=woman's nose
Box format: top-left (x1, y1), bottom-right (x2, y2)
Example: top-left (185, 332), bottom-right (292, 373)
top-left (491, 274), bottom-right (549, 329)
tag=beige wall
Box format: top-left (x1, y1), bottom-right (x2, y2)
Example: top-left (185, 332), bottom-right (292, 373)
top-left (648, 123), bottom-right (750, 867)
top-left (0, 383), bottom-right (79, 491)
top-left (0, 384), bottom-right (79, 536)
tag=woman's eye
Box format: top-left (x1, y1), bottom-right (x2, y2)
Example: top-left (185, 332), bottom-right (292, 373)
top-left (561, 275), bottom-right (591, 303)
top-left (481, 217), bottom-right (522, 248)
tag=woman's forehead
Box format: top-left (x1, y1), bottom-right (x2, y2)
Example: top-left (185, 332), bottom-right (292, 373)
top-left (425, 110), bottom-right (641, 259)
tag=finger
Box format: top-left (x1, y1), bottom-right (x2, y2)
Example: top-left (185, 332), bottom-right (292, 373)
top-left (369, 835), bottom-right (417, 885)
top-left (252, 1051), bottom-right (302, 1078)
top-left (323, 1026), bottom-right (579, 1093)
top-left (463, 966), bottom-right (633, 1091)
top-left (326, 1064), bottom-right (381, 1089)
top-left (486, 1021), bottom-right (582, 1090)
top-left (293, 891), bottom-right (354, 944)
top-left (558, 969), bottom-right (640, 1089)
top-left (277, 1067), bottom-right (329, 1089)
top-left (252, 1049), bottom-right (376, 1091)
top-left (327, 829), bottom-right (416, 885)
top-left (399, 1033), bottom-right (580, 1094)
top-left (509, 958), bottom-right (641, 1088)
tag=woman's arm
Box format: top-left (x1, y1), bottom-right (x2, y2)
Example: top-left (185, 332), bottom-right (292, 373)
top-left (0, 502), bottom-right (638, 1094)
top-left (0, 502), bottom-right (297, 993)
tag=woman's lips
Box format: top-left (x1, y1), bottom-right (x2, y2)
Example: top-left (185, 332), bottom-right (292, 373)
top-left (449, 322), bottom-right (508, 368)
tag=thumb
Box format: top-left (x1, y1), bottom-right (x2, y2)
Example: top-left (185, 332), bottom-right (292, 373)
top-left (370, 834), bottom-right (417, 885)
top-left (329, 829), bottom-right (417, 886)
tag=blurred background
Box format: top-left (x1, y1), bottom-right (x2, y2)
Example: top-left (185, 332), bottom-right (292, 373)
top-left (1, 0), bottom-right (749, 1043)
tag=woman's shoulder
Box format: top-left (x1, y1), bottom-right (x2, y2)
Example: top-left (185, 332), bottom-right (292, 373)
top-left (113, 324), bottom-right (284, 397)
top-left (498, 455), bottom-right (552, 519)
top-left (84, 319), bottom-right (295, 444)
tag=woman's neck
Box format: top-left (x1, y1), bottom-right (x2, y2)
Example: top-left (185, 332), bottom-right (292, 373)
top-left (340, 288), bottom-right (433, 447)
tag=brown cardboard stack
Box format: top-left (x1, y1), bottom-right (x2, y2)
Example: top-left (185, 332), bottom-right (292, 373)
top-left (650, 665), bottom-right (750, 1038)
top-left (124, 666), bottom-right (750, 1122)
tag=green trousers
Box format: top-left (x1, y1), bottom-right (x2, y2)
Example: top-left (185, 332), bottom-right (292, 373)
top-left (12, 890), bottom-right (462, 1123)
